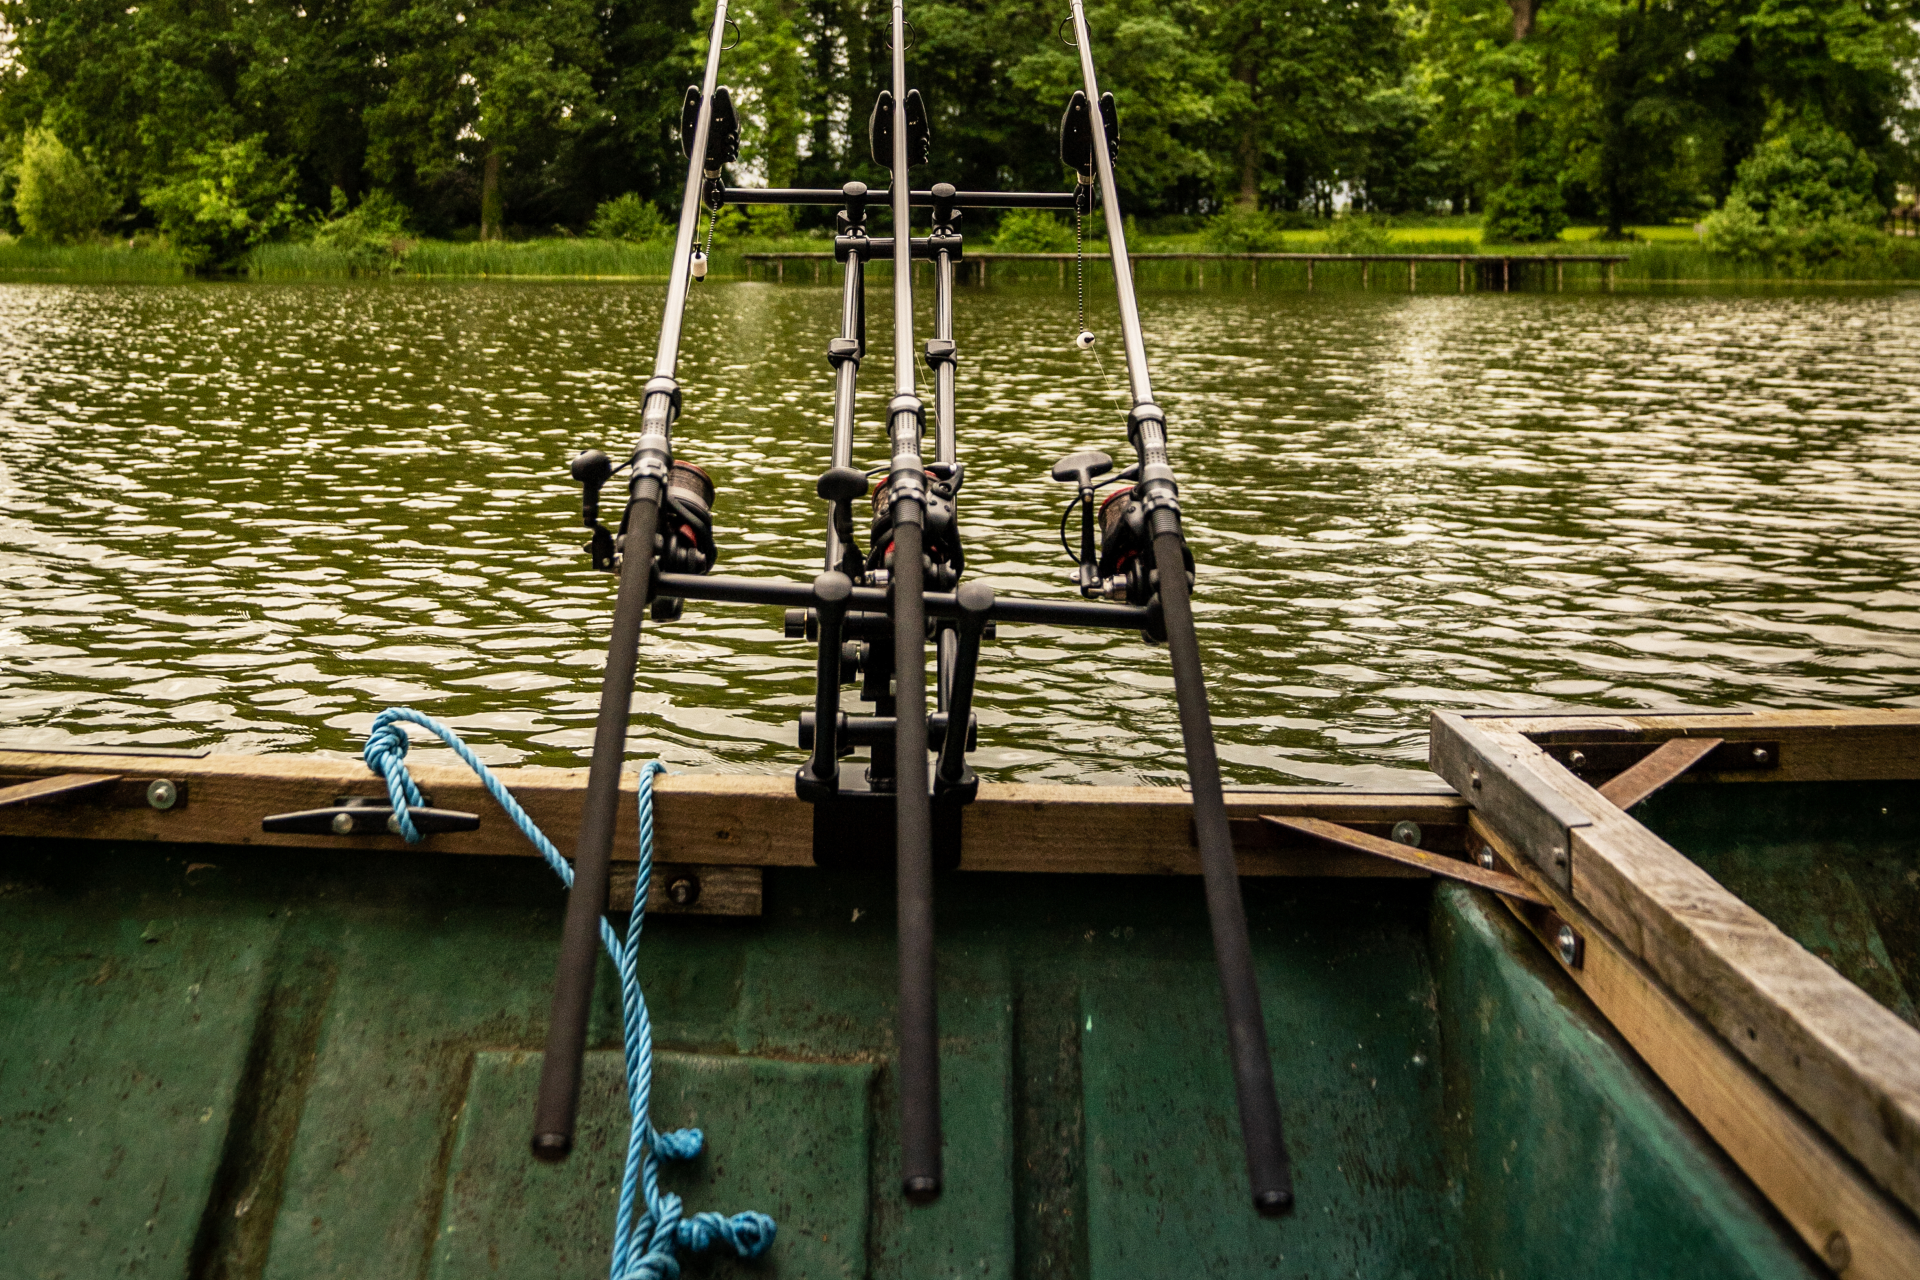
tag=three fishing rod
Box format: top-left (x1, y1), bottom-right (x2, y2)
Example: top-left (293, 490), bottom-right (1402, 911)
top-left (1058, 0), bottom-right (1294, 1215)
top-left (529, 0), bottom-right (739, 1163)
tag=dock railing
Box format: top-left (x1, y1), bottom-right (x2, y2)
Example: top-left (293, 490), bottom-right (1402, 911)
top-left (743, 250), bottom-right (1633, 291)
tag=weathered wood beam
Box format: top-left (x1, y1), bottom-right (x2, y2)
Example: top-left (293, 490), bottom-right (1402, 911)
top-left (1437, 713), bottom-right (1920, 1220)
top-left (0, 773), bottom-right (119, 810)
top-left (1265, 815), bottom-right (1546, 904)
top-left (1476, 813), bottom-right (1920, 1280)
top-left (1596, 737), bottom-right (1723, 809)
top-left (0, 749), bottom-right (1464, 880)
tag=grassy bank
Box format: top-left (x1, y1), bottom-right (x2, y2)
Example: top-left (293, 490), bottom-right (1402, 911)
top-left (0, 224), bottom-right (1914, 286)
top-left (0, 239), bottom-right (186, 279)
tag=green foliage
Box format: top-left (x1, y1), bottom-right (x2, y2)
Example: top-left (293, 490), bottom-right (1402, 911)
top-left (307, 187), bottom-right (412, 269)
top-left (589, 194), bottom-right (669, 242)
top-left (14, 128), bottom-right (117, 244)
top-left (1483, 174), bottom-right (1569, 244)
top-left (992, 210), bottom-right (1076, 252)
top-left (1206, 205), bottom-right (1289, 252)
top-left (142, 136), bottom-right (298, 270)
top-left (1702, 122), bottom-right (1884, 264)
top-left (1324, 214), bottom-right (1394, 254)
top-left (0, 0), bottom-right (1914, 250)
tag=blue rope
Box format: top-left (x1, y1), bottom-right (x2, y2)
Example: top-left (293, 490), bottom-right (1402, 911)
top-left (362, 708), bottom-right (776, 1280)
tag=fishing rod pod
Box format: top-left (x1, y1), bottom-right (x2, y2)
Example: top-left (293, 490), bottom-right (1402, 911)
top-left (537, 0), bottom-right (1293, 1223)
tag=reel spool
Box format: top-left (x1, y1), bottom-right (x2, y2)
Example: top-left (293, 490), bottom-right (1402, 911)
top-left (1097, 485), bottom-right (1193, 606)
top-left (867, 469), bottom-right (963, 589)
top-left (568, 452), bottom-right (720, 619)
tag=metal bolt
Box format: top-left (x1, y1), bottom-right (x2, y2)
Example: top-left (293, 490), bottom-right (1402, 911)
top-left (1477, 845), bottom-right (1496, 870)
top-left (1551, 845), bottom-right (1567, 868)
top-left (1391, 821), bottom-right (1422, 848)
top-left (1556, 924), bottom-right (1581, 967)
top-left (145, 779), bottom-right (178, 811)
top-left (330, 811), bottom-right (355, 836)
top-left (1567, 749), bottom-right (1587, 768)
top-left (667, 876), bottom-right (701, 907)
top-left (386, 814), bottom-right (403, 835)
top-left (1824, 1230), bottom-right (1851, 1272)
top-left (1469, 770), bottom-right (1482, 790)
top-left (1751, 746), bottom-right (1770, 765)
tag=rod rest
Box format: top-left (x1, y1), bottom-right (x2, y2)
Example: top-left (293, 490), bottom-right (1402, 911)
top-left (723, 186), bottom-right (1076, 210)
top-left (785, 607), bottom-right (995, 643)
top-left (797, 712), bottom-right (976, 752)
top-left (654, 571), bottom-right (1150, 631)
top-left (835, 233), bottom-right (964, 264)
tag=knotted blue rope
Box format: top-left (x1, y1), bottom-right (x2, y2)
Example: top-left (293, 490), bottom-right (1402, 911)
top-left (362, 707), bottom-right (776, 1279)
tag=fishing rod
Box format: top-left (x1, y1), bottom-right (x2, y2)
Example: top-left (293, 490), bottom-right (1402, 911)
top-left (530, 0), bottom-right (738, 1163)
top-left (1058, 0), bottom-right (1294, 1214)
top-left (542, 0), bottom-right (1291, 1219)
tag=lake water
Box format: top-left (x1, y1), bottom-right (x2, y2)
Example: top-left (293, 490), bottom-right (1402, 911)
top-left (2, 278), bottom-right (1917, 787)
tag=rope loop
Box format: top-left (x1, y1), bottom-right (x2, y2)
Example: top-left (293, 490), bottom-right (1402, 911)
top-left (359, 711), bottom-right (775, 1278)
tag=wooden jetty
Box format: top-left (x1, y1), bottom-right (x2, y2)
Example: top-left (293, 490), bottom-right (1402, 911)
top-left (744, 250), bottom-right (1633, 291)
top-left (1, 706), bottom-right (1915, 1275)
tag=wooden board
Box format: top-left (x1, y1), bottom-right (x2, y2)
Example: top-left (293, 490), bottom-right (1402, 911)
top-left (1474, 813), bottom-right (1920, 1280)
top-left (1487, 708), bottom-right (1920, 784)
top-left (0, 749), bottom-right (1464, 880)
top-left (1442, 713), bottom-right (1920, 1222)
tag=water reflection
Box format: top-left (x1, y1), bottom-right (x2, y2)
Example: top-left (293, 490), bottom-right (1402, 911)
top-left (1, 279), bottom-right (1916, 786)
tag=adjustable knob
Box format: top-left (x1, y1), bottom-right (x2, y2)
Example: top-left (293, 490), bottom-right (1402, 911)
top-left (1050, 450), bottom-right (1113, 489)
top-left (817, 466), bottom-right (869, 503)
top-left (571, 449), bottom-right (613, 486)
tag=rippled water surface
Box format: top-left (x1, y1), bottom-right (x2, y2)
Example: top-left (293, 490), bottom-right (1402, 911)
top-left (3, 279), bottom-right (1918, 786)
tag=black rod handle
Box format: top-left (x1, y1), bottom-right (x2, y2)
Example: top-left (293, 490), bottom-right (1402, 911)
top-left (892, 517), bottom-right (942, 1204)
top-left (1150, 515), bottom-right (1293, 1213)
top-left (532, 492), bottom-right (664, 1162)
top-left (934, 582), bottom-right (991, 787)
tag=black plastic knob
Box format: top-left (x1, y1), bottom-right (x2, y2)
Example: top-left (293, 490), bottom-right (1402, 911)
top-left (817, 466), bottom-right (869, 503)
top-left (570, 449), bottom-right (613, 486)
top-left (1050, 450), bottom-right (1113, 489)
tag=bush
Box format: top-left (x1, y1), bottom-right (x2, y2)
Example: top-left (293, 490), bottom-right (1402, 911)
top-left (1483, 158), bottom-right (1568, 244)
top-left (307, 187), bottom-right (412, 268)
top-left (14, 128), bottom-right (118, 244)
top-left (143, 135), bottom-right (297, 269)
top-left (1324, 213), bottom-right (1393, 254)
top-left (589, 193), bottom-right (669, 242)
top-left (992, 209), bottom-right (1075, 252)
top-left (1702, 122), bottom-right (1884, 265)
top-left (1205, 204), bottom-right (1289, 252)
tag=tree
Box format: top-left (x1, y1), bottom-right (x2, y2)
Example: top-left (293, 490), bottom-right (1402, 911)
top-left (14, 128), bottom-right (119, 242)
top-left (363, 0), bottom-right (602, 239)
top-left (142, 134), bottom-right (298, 268)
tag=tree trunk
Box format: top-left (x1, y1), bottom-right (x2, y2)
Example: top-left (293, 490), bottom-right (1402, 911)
top-left (1236, 64), bottom-right (1260, 209)
top-left (480, 149), bottom-right (503, 241)
top-left (1508, 0), bottom-right (1537, 96)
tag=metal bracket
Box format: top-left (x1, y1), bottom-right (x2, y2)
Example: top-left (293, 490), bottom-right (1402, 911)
top-left (1429, 711), bottom-right (1592, 892)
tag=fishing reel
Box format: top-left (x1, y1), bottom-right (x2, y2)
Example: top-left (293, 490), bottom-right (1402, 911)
top-left (868, 464), bottom-right (964, 589)
top-left (569, 450), bottom-right (719, 620)
top-left (1051, 450), bottom-right (1192, 609)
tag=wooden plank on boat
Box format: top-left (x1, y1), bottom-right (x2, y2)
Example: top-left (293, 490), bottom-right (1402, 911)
top-left (1450, 715), bottom-right (1920, 1220)
top-left (1262, 815), bottom-right (1547, 904)
top-left (0, 773), bottom-right (119, 809)
top-left (609, 863), bottom-right (763, 916)
top-left (1487, 708), bottom-right (1920, 783)
top-left (0, 749), bottom-right (1465, 880)
top-left (1429, 711), bottom-right (1591, 889)
top-left (1474, 813), bottom-right (1920, 1280)
top-left (1596, 736), bottom-right (1722, 809)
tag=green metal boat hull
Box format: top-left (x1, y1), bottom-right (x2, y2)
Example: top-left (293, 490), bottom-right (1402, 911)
top-left (1, 838), bottom-right (1818, 1278)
